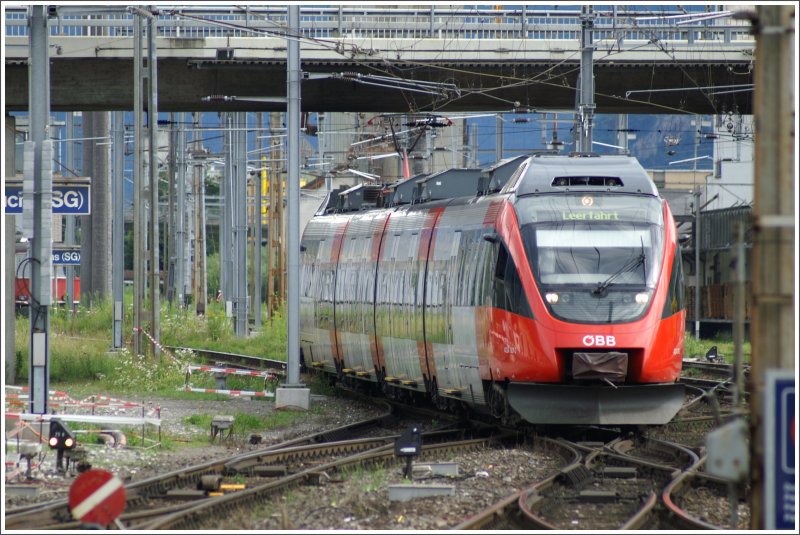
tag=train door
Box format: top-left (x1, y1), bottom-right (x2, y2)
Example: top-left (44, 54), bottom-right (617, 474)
top-left (300, 235), bottom-right (320, 367)
top-left (376, 215), bottom-right (427, 390)
top-left (306, 228), bottom-right (341, 374)
top-left (335, 232), bottom-right (376, 379)
top-left (428, 224), bottom-right (487, 406)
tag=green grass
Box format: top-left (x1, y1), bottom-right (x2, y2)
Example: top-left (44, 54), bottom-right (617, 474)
top-left (183, 410), bottom-right (320, 436)
top-left (341, 465), bottom-right (389, 493)
top-left (684, 333), bottom-right (751, 363)
top-left (13, 291), bottom-right (752, 397)
top-left (14, 317), bottom-right (117, 382)
top-left (159, 304), bottom-right (287, 359)
top-left (12, 293), bottom-right (288, 388)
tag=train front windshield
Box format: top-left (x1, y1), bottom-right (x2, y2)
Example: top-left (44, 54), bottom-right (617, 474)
top-left (516, 194), bottom-right (665, 324)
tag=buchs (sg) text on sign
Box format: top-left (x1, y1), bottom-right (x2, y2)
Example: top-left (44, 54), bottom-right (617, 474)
top-left (3, 184), bottom-right (91, 215)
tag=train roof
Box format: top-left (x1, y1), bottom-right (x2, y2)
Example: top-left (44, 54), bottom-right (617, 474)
top-left (414, 168), bottom-right (483, 203)
top-left (313, 154), bottom-right (659, 217)
top-left (385, 172), bottom-right (429, 206)
top-left (478, 155), bottom-right (530, 195)
top-left (512, 154), bottom-right (659, 197)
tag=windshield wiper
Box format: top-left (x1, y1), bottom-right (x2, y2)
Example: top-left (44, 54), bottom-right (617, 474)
top-left (592, 253), bottom-right (646, 295)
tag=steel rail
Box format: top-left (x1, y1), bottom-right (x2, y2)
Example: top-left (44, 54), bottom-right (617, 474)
top-left (517, 438), bottom-right (685, 530)
top-left (141, 435), bottom-right (499, 529)
top-left (3, 406), bottom-right (392, 529)
top-left (609, 437), bottom-right (701, 471)
top-left (164, 345), bottom-right (287, 375)
top-left (453, 437), bottom-right (582, 530)
top-left (661, 457), bottom-right (743, 530)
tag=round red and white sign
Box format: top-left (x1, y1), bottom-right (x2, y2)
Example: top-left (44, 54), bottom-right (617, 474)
top-left (68, 469), bottom-right (126, 526)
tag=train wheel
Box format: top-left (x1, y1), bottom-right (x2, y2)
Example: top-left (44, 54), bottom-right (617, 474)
top-left (488, 382), bottom-right (508, 419)
top-left (429, 379), bottom-right (447, 410)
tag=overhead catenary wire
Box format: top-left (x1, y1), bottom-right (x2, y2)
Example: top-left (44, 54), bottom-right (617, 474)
top-left (122, 6), bottom-right (737, 116)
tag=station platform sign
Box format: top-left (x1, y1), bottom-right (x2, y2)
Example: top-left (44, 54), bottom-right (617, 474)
top-left (53, 248), bottom-right (81, 266)
top-left (3, 179), bottom-right (91, 215)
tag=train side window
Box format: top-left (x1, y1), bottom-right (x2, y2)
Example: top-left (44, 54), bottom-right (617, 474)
top-left (492, 243), bottom-right (533, 319)
top-left (476, 237), bottom-right (493, 307)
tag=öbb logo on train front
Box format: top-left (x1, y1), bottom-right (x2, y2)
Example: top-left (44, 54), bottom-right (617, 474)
top-left (582, 335), bottom-right (617, 347)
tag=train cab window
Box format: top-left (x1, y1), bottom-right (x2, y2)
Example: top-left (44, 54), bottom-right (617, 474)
top-left (661, 253), bottom-right (685, 318)
top-left (492, 243), bottom-right (533, 319)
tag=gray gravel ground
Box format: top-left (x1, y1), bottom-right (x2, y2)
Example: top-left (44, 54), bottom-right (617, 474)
top-left (4, 390), bottom-right (385, 510)
top-left (4, 386), bottom-right (750, 531)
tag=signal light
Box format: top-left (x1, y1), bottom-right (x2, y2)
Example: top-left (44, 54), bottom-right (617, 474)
top-left (395, 425), bottom-right (422, 479)
top-left (49, 419), bottom-right (76, 473)
top-left (49, 419), bottom-right (76, 450)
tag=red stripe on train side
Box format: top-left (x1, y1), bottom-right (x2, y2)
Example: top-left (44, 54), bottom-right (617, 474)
top-left (330, 218), bottom-right (350, 263)
top-left (370, 212), bottom-right (392, 262)
top-left (369, 213), bottom-right (393, 373)
top-left (418, 207), bottom-right (444, 261)
top-left (418, 207), bottom-right (445, 385)
top-left (482, 199), bottom-right (503, 227)
top-left (330, 217), bottom-right (352, 364)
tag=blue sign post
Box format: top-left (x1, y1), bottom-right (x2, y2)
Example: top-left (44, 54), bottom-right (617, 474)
top-left (3, 182), bottom-right (91, 215)
top-left (52, 249), bottom-right (81, 266)
top-left (765, 369), bottom-right (796, 530)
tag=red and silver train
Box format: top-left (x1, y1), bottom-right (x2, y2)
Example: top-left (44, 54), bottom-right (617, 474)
top-left (300, 154), bottom-right (685, 425)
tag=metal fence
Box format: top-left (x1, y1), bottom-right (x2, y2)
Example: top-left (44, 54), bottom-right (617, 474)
top-left (4, 6), bottom-right (754, 45)
top-left (701, 205), bottom-right (752, 251)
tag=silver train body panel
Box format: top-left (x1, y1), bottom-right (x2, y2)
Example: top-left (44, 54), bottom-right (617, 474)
top-left (301, 196), bottom-right (500, 405)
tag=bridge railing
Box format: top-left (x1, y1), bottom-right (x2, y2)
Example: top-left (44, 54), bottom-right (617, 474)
top-left (4, 6), bottom-right (754, 45)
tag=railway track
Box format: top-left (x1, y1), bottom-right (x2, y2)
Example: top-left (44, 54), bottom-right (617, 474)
top-left (663, 458), bottom-right (751, 529)
top-left (5, 393), bottom-right (508, 531)
top-left (139, 432), bottom-right (502, 530)
top-left (164, 346), bottom-right (287, 376)
top-left (454, 433), bottom-right (738, 531)
top-left (516, 438), bottom-right (682, 530)
top-left (4, 406), bottom-right (395, 530)
top-left (7, 349), bottom-right (750, 530)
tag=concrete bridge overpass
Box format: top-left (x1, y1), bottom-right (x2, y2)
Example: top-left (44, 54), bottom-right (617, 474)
top-left (4, 5), bottom-right (755, 114)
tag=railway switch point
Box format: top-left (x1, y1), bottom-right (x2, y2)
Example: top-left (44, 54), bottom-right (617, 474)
top-left (211, 415), bottom-right (234, 442)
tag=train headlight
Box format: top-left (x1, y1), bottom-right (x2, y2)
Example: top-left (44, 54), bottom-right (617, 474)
top-left (635, 292), bottom-right (650, 304)
top-left (545, 292), bottom-right (559, 304)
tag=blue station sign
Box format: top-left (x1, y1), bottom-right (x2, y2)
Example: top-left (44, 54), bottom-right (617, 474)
top-left (52, 249), bottom-right (81, 266)
top-left (765, 369), bottom-right (796, 530)
top-left (3, 182), bottom-right (91, 215)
